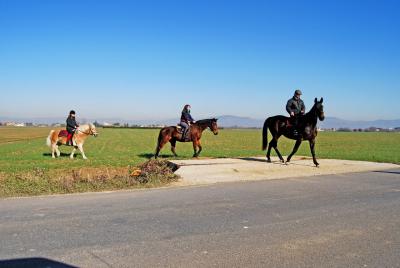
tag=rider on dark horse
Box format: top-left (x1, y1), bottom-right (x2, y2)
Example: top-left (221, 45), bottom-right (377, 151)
top-left (66, 110), bottom-right (79, 146)
top-left (180, 104), bottom-right (195, 141)
top-left (286, 89), bottom-right (305, 137)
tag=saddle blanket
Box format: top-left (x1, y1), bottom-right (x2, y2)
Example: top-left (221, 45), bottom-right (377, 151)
top-left (58, 130), bottom-right (69, 137)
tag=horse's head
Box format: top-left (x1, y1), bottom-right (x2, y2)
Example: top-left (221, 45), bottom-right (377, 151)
top-left (89, 123), bottom-right (99, 137)
top-left (209, 118), bottom-right (219, 135)
top-left (314, 98), bottom-right (325, 121)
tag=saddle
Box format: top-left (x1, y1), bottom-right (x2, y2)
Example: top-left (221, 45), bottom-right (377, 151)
top-left (58, 130), bottom-right (75, 145)
top-left (58, 130), bottom-right (69, 137)
top-left (176, 124), bottom-right (191, 141)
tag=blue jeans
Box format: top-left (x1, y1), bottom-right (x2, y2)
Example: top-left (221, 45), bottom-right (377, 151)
top-left (180, 122), bottom-right (189, 138)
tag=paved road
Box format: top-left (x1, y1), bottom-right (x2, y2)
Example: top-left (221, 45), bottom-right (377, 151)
top-left (1, 170), bottom-right (400, 268)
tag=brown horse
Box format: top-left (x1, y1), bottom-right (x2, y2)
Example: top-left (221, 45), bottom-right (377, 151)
top-left (155, 118), bottom-right (219, 158)
top-left (46, 124), bottom-right (98, 159)
top-left (262, 98), bottom-right (325, 167)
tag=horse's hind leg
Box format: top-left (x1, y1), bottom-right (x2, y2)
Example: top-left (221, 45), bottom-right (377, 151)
top-left (267, 138), bottom-right (283, 163)
top-left (271, 138), bottom-right (285, 163)
top-left (155, 137), bottom-right (169, 159)
top-left (197, 140), bottom-right (202, 156)
top-left (266, 142), bottom-right (272, 162)
top-left (170, 139), bottom-right (178, 157)
top-left (51, 143), bottom-right (56, 158)
top-left (192, 140), bottom-right (199, 158)
top-left (287, 139), bottom-right (302, 163)
top-left (55, 145), bottom-right (61, 157)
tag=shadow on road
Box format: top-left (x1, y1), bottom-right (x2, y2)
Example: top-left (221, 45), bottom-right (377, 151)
top-left (238, 157), bottom-right (268, 163)
top-left (0, 257), bottom-right (77, 268)
top-left (373, 170), bottom-right (400, 175)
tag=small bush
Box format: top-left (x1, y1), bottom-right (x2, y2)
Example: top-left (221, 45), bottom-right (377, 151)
top-left (133, 159), bottom-right (179, 185)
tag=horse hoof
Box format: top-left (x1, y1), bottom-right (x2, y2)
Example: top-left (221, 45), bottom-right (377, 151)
top-left (266, 159), bottom-right (271, 163)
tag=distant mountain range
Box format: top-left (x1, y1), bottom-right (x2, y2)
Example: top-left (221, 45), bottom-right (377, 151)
top-left (216, 116), bottom-right (400, 129)
top-left (1, 115), bottom-right (400, 129)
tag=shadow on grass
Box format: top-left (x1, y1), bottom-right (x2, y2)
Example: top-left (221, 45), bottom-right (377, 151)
top-left (42, 152), bottom-right (72, 157)
top-left (0, 257), bottom-right (77, 268)
top-left (137, 153), bottom-right (165, 159)
top-left (137, 153), bottom-right (177, 159)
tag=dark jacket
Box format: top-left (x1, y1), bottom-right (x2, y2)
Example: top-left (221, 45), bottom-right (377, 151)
top-left (66, 116), bottom-right (79, 133)
top-left (180, 109), bottom-right (194, 123)
top-left (286, 97), bottom-right (305, 116)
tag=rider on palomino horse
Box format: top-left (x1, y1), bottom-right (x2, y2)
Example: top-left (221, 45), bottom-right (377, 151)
top-left (180, 104), bottom-right (195, 141)
top-left (66, 110), bottom-right (79, 146)
top-left (286, 89), bottom-right (305, 137)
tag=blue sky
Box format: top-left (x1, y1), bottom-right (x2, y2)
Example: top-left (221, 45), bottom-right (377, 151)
top-left (1, 0), bottom-right (399, 121)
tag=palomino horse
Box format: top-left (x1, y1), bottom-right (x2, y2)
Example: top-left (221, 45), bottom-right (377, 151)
top-left (46, 124), bottom-right (98, 159)
top-left (155, 118), bottom-right (219, 158)
top-left (262, 98), bottom-right (325, 167)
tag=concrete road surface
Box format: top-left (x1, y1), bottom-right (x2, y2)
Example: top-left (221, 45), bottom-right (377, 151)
top-left (172, 156), bottom-right (399, 186)
top-left (1, 169), bottom-right (400, 267)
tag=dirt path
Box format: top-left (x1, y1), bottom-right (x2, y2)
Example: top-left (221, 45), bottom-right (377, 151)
top-left (171, 156), bottom-right (399, 186)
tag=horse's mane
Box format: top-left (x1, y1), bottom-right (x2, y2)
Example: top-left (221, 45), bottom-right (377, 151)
top-left (78, 123), bottom-right (94, 131)
top-left (194, 119), bottom-right (216, 125)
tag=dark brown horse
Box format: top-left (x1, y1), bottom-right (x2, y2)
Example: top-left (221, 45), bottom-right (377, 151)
top-left (155, 118), bottom-right (219, 158)
top-left (262, 98), bottom-right (325, 167)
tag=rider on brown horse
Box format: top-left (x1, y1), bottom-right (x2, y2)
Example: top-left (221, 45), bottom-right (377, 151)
top-left (66, 110), bottom-right (79, 146)
top-left (180, 104), bottom-right (195, 141)
top-left (286, 89), bottom-right (305, 137)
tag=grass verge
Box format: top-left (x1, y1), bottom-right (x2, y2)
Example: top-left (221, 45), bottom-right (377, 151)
top-left (0, 160), bottom-right (179, 198)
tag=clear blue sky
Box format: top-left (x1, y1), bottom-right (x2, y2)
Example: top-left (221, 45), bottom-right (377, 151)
top-left (1, 0), bottom-right (399, 121)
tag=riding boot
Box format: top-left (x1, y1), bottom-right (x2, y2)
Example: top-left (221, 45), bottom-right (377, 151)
top-left (292, 116), bottom-right (300, 137)
top-left (69, 134), bottom-right (74, 146)
top-left (181, 128), bottom-right (187, 141)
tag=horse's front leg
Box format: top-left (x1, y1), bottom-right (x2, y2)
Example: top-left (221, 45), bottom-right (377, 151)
top-left (78, 144), bottom-right (88, 160)
top-left (70, 147), bottom-right (77, 159)
top-left (309, 139), bottom-right (319, 167)
top-left (287, 139), bottom-right (302, 163)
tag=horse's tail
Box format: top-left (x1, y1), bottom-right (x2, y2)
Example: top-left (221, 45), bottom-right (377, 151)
top-left (262, 118), bottom-right (269, 150)
top-left (155, 128), bottom-right (164, 153)
top-left (46, 130), bottom-right (55, 147)
top-left (157, 128), bottom-right (163, 146)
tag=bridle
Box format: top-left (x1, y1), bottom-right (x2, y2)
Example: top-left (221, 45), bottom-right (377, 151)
top-left (77, 126), bottom-right (96, 136)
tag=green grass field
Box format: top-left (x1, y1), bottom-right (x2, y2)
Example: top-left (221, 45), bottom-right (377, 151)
top-left (0, 127), bottom-right (399, 197)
